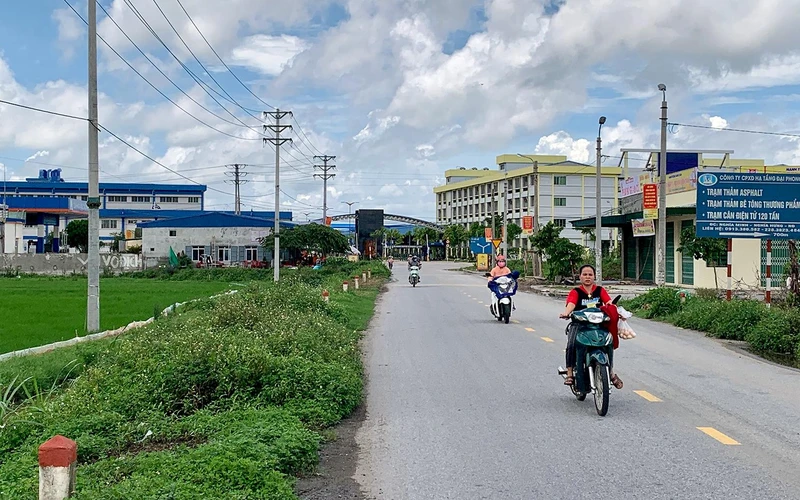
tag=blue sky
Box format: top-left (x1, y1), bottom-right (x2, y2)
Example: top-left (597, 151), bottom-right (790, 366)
top-left (2, 0), bottom-right (800, 219)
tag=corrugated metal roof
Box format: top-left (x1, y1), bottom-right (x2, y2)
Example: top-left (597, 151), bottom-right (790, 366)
top-left (137, 212), bottom-right (297, 228)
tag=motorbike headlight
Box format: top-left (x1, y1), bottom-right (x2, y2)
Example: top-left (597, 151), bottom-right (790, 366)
top-left (585, 312), bottom-right (605, 324)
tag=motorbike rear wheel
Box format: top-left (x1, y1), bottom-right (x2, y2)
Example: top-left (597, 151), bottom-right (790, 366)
top-left (500, 303), bottom-right (511, 324)
top-left (593, 363), bottom-right (610, 416)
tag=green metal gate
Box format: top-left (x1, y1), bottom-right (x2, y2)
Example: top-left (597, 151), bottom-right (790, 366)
top-left (638, 236), bottom-right (655, 281)
top-left (762, 240), bottom-right (790, 287)
top-left (624, 226), bottom-right (637, 280)
top-left (680, 219), bottom-right (694, 285)
top-left (666, 221), bottom-right (675, 284)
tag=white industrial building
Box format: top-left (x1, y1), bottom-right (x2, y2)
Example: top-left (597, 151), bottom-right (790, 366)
top-left (139, 212), bottom-right (297, 267)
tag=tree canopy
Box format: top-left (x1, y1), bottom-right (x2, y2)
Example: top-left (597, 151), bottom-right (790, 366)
top-left (261, 223), bottom-right (349, 255)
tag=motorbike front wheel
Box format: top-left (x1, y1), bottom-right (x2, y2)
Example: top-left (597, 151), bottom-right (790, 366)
top-left (593, 363), bottom-right (610, 416)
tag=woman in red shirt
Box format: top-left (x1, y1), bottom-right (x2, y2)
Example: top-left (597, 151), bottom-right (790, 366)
top-left (559, 264), bottom-right (623, 389)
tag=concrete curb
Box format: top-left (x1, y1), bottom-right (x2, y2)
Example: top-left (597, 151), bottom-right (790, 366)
top-left (0, 289), bottom-right (239, 363)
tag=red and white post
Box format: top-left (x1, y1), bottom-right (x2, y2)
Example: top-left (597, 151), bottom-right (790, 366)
top-left (39, 435), bottom-right (77, 500)
top-left (726, 239), bottom-right (733, 301)
top-left (766, 239), bottom-right (772, 308)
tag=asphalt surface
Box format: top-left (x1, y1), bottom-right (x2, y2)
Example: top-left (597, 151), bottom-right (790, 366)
top-left (355, 262), bottom-right (800, 500)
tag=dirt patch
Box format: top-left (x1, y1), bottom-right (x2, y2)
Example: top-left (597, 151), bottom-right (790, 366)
top-left (295, 401), bottom-right (366, 499)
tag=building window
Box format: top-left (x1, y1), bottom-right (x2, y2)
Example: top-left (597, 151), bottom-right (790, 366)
top-left (81, 196), bottom-right (88, 201)
top-left (107, 196), bottom-right (127, 202)
top-left (554, 176), bottom-right (567, 185)
top-left (160, 196), bottom-right (179, 203)
top-left (169, 230), bottom-right (177, 237)
top-left (554, 218), bottom-right (566, 227)
top-left (132, 196), bottom-right (150, 203)
top-left (188, 197), bottom-right (200, 203)
top-left (217, 246), bottom-right (230, 261)
top-left (101, 219), bottom-right (118, 229)
top-left (128, 219), bottom-right (138, 224)
top-left (554, 197), bottom-right (567, 207)
top-left (191, 246), bottom-right (205, 261)
top-left (245, 246), bottom-right (258, 261)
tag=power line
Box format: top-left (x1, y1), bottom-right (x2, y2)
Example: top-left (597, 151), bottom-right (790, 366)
top-left (63, 0), bottom-right (260, 141)
top-left (668, 122), bottom-right (800, 139)
top-left (98, 123), bottom-right (234, 197)
top-left (120, 0), bottom-right (267, 136)
top-left (172, 0), bottom-right (324, 159)
top-left (97, 1), bottom-right (255, 131)
top-left (0, 98), bottom-right (88, 121)
top-left (174, 0), bottom-right (275, 111)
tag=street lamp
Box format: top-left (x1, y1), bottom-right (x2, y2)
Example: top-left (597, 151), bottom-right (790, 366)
top-left (596, 116), bottom-right (607, 285)
top-left (657, 84), bottom-right (668, 286)
top-left (517, 153), bottom-right (541, 277)
top-left (342, 201), bottom-right (358, 244)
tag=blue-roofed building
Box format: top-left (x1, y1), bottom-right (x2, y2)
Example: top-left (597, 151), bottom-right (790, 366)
top-left (0, 169), bottom-right (293, 254)
top-left (138, 212), bottom-right (297, 268)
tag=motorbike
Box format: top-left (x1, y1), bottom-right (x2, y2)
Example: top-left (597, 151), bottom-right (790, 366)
top-left (558, 295), bottom-right (622, 416)
top-left (408, 265), bottom-right (420, 287)
top-left (486, 271), bottom-right (520, 324)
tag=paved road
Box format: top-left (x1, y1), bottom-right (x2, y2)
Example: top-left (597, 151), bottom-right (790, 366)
top-left (355, 262), bottom-right (800, 499)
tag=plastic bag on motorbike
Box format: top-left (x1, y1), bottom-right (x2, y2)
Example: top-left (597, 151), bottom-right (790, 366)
top-left (618, 318), bottom-right (637, 340)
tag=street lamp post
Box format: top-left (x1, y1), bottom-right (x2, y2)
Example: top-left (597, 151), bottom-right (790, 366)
top-left (342, 201), bottom-right (358, 245)
top-left (517, 154), bottom-right (541, 277)
top-left (596, 116), bottom-right (607, 285)
top-left (657, 84), bottom-right (668, 286)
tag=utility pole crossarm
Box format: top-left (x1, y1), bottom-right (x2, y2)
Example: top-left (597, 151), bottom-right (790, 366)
top-left (264, 110), bottom-right (293, 282)
top-left (314, 155), bottom-right (336, 223)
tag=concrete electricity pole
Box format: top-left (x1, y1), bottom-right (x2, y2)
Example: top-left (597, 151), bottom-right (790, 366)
top-left (225, 164), bottom-right (248, 215)
top-left (263, 109), bottom-right (292, 282)
top-left (87, 0), bottom-right (101, 332)
top-left (314, 155), bottom-right (336, 223)
top-left (491, 182), bottom-right (497, 267)
top-left (596, 116), bottom-right (607, 285)
top-left (657, 84), bottom-right (668, 286)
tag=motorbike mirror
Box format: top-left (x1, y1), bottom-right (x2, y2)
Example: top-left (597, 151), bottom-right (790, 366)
top-left (612, 295), bottom-right (622, 304)
top-left (484, 273), bottom-right (491, 277)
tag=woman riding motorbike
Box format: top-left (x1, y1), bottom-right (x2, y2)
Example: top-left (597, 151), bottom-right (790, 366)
top-left (559, 264), bottom-right (623, 389)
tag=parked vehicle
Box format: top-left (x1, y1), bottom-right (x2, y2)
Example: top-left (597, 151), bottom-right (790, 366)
top-left (558, 295), bottom-right (622, 416)
top-left (487, 271), bottom-right (520, 324)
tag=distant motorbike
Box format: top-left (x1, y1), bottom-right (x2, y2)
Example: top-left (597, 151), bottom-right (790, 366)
top-left (487, 271), bottom-right (520, 324)
top-left (558, 295), bottom-right (622, 416)
top-left (408, 265), bottom-right (420, 287)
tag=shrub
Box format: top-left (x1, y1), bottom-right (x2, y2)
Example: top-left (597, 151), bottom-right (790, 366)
top-left (623, 287), bottom-right (682, 319)
top-left (708, 299), bottom-right (768, 340)
top-left (747, 310), bottom-right (800, 356)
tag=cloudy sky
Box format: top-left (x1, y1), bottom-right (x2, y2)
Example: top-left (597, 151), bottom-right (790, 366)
top-left (2, 0), bottom-right (800, 220)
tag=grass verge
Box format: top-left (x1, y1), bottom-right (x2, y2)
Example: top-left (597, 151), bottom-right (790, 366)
top-left (0, 260), bottom-right (388, 499)
top-left (622, 288), bottom-right (800, 367)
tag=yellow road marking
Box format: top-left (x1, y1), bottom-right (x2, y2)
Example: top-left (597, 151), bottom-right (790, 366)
top-left (525, 327), bottom-right (535, 332)
top-left (512, 319), bottom-right (520, 324)
top-left (540, 337), bottom-right (554, 343)
top-left (633, 390), bottom-right (662, 402)
top-left (697, 427), bottom-right (741, 445)
top-left (478, 301), bottom-right (484, 304)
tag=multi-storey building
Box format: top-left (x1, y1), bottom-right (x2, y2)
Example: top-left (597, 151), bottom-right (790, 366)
top-left (0, 169), bottom-right (291, 254)
top-left (433, 154), bottom-right (622, 249)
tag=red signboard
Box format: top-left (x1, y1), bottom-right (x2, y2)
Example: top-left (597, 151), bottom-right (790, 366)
top-left (325, 217), bottom-right (332, 226)
top-left (522, 215), bottom-right (534, 234)
top-left (643, 184), bottom-right (658, 209)
top-left (484, 227), bottom-right (493, 239)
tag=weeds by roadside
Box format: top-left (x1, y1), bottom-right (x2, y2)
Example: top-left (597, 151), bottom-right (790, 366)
top-left (0, 262), bottom-right (388, 498)
top-left (622, 288), bottom-right (800, 366)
